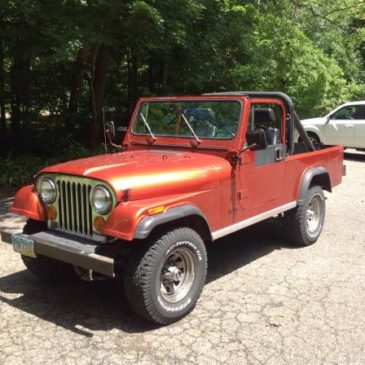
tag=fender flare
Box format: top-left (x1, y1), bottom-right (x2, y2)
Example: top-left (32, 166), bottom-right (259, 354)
top-left (134, 204), bottom-right (211, 240)
top-left (298, 167), bottom-right (331, 205)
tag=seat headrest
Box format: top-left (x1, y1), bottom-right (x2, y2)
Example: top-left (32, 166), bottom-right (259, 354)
top-left (254, 108), bottom-right (276, 124)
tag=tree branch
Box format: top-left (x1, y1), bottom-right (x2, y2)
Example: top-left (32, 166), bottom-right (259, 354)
top-left (307, 5), bottom-right (358, 33)
top-left (322, 1), bottom-right (365, 18)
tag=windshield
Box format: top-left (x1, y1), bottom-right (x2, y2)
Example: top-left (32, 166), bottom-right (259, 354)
top-left (132, 100), bottom-right (241, 139)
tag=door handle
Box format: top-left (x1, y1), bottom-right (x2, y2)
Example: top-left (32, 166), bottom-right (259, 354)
top-left (345, 124), bottom-right (354, 128)
top-left (275, 147), bottom-right (283, 162)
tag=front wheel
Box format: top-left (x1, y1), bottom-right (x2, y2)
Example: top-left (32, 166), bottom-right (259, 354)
top-left (124, 227), bottom-right (207, 324)
top-left (285, 186), bottom-right (326, 246)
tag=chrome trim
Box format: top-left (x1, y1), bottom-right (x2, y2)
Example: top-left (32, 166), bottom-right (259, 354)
top-left (211, 201), bottom-right (297, 240)
top-left (90, 185), bottom-right (113, 215)
top-left (38, 177), bottom-right (57, 204)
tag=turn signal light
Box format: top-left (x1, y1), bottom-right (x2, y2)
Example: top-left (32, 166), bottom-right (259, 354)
top-left (47, 206), bottom-right (57, 220)
top-left (148, 206), bottom-right (166, 215)
top-left (93, 216), bottom-right (106, 231)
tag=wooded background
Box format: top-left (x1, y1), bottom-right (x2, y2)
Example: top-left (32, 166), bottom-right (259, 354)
top-left (0, 0), bottom-right (364, 185)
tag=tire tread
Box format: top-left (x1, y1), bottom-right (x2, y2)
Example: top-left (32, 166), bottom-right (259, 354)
top-left (123, 227), bottom-right (207, 324)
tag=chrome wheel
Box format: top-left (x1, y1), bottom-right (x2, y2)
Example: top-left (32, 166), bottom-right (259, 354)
top-left (306, 195), bottom-right (322, 234)
top-left (160, 246), bottom-right (196, 303)
top-left (309, 135), bottom-right (319, 145)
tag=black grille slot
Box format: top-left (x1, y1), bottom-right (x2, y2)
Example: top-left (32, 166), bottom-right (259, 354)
top-left (56, 178), bottom-right (93, 237)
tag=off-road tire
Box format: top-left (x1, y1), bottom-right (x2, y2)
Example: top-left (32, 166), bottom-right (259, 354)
top-left (285, 186), bottom-right (325, 246)
top-left (123, 227), bottom-right (207, 325)
top-left (21, 219), bottom-right (77, 282)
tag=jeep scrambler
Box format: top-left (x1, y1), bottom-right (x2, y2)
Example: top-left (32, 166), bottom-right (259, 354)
top-left (0, 92), bottom-right (344, 324)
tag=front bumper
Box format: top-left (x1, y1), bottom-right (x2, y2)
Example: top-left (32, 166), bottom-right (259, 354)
top-left (0, 229), bottom-right (119, 277)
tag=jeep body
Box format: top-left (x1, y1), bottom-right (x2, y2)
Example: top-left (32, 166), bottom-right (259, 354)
top-left (1, 92), bottom-right (344, 324)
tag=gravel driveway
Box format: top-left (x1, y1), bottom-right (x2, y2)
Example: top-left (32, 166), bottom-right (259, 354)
top-left (0, 151), bottom-right (364, 365)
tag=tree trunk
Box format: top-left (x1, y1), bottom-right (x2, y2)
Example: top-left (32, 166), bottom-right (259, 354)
top-left (0, 35), bottom-right (6, 134)
top-left (67, 45), bottom-right (90, 131)
top-left (10, 60), bottom-right (21, 134)
top-left (10, 47), bottom-right (30, 134)
top-left (161, 59), bottom-right (168, 93)
top-left (128, 48), bottom-right (139, 109)
top-left (148, 56), bottom-right (156, 94)
top-left (89, 45), bottom-right (110, 146)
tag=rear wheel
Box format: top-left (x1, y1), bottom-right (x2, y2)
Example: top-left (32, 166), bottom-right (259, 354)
top-left (124, 227), bottom-right (207, 324)
top-left (21, 219), bottom-right (77, 282)
top-left (299, 133), bottom-right (320, 145)
top-left (285, 186), bottom-right (326, 246)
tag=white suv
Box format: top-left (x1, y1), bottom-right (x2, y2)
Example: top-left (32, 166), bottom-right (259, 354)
top-left (298, 101), bottom-right (365, 150)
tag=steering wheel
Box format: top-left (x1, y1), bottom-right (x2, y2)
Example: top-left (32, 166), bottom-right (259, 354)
top-left (221, 126), bottom-right (235, 138)
top-left (191, 119), bottom-right (216, 138)
top-left (202, 120), bottom-right (216, 137)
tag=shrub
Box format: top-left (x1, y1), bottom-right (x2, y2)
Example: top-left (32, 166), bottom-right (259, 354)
top-left (0, 145), bottom-right (102, 188)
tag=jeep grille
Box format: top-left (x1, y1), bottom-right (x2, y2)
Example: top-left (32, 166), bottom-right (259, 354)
top-left (56, 177), bottom-right (93, 237)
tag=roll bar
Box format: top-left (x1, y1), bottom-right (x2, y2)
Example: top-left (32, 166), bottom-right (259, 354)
top-left (204, 91), bottom-right (315, 154)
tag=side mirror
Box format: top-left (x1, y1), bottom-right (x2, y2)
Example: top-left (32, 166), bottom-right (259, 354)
top-left (246, 129), bottom-right (268, 150)
top-left (105, 121), bottom-right (115, 138)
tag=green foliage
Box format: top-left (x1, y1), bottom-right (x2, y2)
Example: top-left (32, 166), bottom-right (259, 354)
top-left (0, 119), bottom-right (102, 187)
top-left (0, 138), bottom-right (101, 188)
top-left (0, 155), bottom-right (57, 187)
top-left (0, 0), bottom-right (364, 186)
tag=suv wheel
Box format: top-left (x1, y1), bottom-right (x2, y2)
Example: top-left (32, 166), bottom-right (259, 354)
top-left (285, 186), bottom-right (326, 246)
top-left (124, 227), bottom-right (207, 324)
top-left (299, 133), bottom-right (320, 145)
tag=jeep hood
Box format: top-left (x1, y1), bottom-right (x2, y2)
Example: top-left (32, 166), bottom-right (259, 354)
top-left (41, 150), bottom-right (231, 201)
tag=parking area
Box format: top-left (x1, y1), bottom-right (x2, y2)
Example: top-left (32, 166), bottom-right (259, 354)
top-left (0, 151), bottom-right (364, 365)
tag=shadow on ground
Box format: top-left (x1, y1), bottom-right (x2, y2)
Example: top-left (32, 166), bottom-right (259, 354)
top-left (344, 150), bottom-right (365, 162)
top-left (0, 188), bottom-right (25, 230)
top-left (0, 218), bottom-right (292, 336)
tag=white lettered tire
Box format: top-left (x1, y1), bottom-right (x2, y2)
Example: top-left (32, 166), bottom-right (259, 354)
top-left (124, 227), bottom-right (207, 324)
top-left (285, 186), bottom-right (326, 246)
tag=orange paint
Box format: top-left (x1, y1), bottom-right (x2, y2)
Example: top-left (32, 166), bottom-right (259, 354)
top-left (11, 95), bottom-right (344, 242)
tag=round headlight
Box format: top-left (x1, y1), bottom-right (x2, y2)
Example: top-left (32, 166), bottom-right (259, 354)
top-left (38, 177), bottom-right (57, 204)
top-left (91, 185), bottom-right (113, 214)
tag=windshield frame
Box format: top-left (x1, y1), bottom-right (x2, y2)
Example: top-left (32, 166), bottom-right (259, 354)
top-left (130, 97), bottom-right (244, 142)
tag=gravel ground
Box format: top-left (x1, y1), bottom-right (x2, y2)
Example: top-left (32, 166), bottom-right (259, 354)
top-left (0, 151), bottom-right (364, 365)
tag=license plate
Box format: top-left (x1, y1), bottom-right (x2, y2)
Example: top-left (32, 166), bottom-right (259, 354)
top-left (11, 234), bottom-right (37, 258)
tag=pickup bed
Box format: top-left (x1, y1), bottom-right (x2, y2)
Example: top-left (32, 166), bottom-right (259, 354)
top-left (0, 91), bottom-right (344, 324)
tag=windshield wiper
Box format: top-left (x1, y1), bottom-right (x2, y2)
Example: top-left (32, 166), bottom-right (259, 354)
top-left (140, 112), bottom-right (156, 141)
top-left (181, 113), bottom-right (201, 144)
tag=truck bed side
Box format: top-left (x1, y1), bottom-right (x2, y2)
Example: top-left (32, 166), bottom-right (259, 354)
top-left (285, 145), bottom-right (344, 202)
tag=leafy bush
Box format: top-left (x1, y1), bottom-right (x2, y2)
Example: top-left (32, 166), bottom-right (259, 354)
top-left (0, 143), bottom-right (102, 188)
top-left (0, 155), bottom-right (57, 187)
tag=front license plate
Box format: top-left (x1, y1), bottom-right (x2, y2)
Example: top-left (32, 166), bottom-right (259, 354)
top-left (11, 234), bottom-right (37, 258)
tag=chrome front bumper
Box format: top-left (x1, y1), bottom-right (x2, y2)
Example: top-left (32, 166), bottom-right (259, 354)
top-left (0, 229), bottom-right (117, 277)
